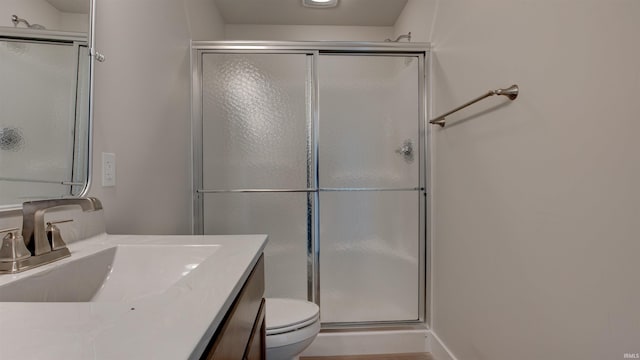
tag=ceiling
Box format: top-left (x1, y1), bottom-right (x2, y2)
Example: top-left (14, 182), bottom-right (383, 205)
top-left (45, 0), bottom-right (89, 14)
top-left (214, 0), bottom-right (408, 26)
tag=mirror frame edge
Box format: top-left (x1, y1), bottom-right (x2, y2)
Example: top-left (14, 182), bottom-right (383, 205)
top-left (82, 0), bottom-right (97, 199)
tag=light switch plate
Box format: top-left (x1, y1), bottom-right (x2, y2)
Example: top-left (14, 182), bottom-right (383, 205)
top-left (102, 152), bottom-right (116, 187)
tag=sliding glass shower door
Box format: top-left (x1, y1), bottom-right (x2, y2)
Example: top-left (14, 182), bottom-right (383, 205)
top-left (196, 47), bottom-right (426, 326)
top-left (318, 55), bottom-right (421, 323)
top-left (200, 53), bottom-right (312, 301)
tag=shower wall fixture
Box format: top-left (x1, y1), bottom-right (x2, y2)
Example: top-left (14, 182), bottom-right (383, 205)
top-left (385, 32), bottom-right (411, 42)
top-left (11, 15), bottom-right (46, 30)
top-left (429, 84), bottom-right (519, 127)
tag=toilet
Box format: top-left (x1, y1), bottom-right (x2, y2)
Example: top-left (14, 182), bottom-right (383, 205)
top-left (265, 298), bottom-right (321, 360)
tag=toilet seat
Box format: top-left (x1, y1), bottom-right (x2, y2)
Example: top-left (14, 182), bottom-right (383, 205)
top-left (266, 298), bottom-right (320, 336)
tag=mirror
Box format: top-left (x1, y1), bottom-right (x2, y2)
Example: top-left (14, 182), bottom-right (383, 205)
top-left (0, 0), bottom-right (93, 208)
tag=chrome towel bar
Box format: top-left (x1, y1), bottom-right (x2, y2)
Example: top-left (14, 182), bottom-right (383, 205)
top-left (197, 187), bottom-right (423, 193)
top-left (0, 177), bottom-right (83, 186)
top-left (429, 84), bottom-right (519, 127)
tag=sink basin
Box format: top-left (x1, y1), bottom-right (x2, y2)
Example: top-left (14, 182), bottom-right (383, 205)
top-left (0, 234), bottom-right (268, 360)
top-left (0, 245), bottom-right (219, 302)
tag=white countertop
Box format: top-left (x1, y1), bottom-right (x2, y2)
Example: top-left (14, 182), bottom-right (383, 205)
top-left (0, 233), bottom-right (268, 360)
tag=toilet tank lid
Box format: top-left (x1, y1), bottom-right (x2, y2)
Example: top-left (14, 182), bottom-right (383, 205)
top-left (265, 298), bottom-right (320, 331)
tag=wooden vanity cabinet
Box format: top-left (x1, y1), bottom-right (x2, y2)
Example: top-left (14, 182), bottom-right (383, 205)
top-left (201, 255), bottom-right (265, 360)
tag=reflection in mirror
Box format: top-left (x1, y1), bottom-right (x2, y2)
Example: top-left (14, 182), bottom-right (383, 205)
top-left (0, 0), bottom-right (89, 33)
top-left (0, 0), bottom-right (92, 207)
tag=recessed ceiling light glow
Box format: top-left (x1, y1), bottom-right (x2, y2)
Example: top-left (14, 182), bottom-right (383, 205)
top-left (302, 0), bottom-right (338, 8)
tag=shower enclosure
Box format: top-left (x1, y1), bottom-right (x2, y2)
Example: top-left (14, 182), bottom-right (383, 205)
top-left (192, 42), bottom-right (429, 327)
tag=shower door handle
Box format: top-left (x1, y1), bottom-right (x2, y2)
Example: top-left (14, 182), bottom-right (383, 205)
top-left (395, 139), bottom-right (414, 162)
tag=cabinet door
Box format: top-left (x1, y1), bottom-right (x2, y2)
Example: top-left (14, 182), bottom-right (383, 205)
top-left (244, 300), bottom-right (266, 360)
top-left (203, 256), bottom-right (264, 360)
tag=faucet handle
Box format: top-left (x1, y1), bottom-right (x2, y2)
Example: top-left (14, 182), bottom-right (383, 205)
top-left (46, 220), bottom-right (72, 251)
top-left (0, 227), bottom-right (31, 262)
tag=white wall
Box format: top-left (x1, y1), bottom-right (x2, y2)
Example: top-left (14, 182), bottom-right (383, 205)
top-left (184, 0), bottom-right (225, 40)
top-left (58, 12), bottom-right (88, 32)
top-left (89, 0), bottom-right (223, 234)
top-left (225, 24), bottom-right (393, 41)
top-left (393, 0), bottom-right (437, 42)
top-left (429, 1), bottom-right (640, 359)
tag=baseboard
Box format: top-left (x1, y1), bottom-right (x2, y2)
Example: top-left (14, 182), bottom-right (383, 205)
top-left (300, 329), bottom-right (430, 357)
top-left (428, 331), bottom-right (458, 360)
top-left (299, 328), bottom-right (458, 360)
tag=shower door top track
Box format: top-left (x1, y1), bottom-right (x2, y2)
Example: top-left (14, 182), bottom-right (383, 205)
top-left (191, 40), bottom-right (430, 53)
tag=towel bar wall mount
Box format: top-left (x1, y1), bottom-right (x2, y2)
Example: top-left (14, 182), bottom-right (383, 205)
top-left (429, 84), bottom-right (519, 127)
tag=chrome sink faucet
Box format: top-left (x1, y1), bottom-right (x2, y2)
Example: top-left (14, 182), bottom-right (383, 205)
top-left (22, 197), bottom-right (102, 256)
top-left (0, 197), bottom-right (102, 274)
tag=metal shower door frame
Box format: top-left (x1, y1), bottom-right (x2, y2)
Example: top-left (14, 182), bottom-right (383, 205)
top-left (191, 41), bottom-right (431, 329)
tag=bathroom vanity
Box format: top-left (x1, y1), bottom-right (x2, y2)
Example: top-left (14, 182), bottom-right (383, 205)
top-left (0, 233), bottom-right (268, 360)
top-left (201, 255), bottom-right (265, 360)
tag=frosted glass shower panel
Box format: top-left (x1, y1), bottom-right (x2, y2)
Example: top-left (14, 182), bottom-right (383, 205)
top-left (319, 191), bottom-right (420, 323)
top-left (203, 193), bottom-right (309, 300)
top-left (318, 55), bottom-right (420, 189)
top-left (202, 54), bottom-right (309, 190)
